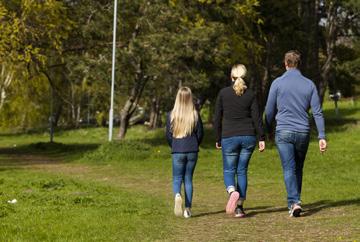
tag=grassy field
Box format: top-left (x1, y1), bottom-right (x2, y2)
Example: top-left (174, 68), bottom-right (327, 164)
top-left (0, 99), bottom-right (359, 241)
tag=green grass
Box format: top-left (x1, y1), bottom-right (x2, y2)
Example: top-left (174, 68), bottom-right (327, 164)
top-left (0, 170), bottom-right (172, 241)
top-left (0, 99), bottom-right (359, 241)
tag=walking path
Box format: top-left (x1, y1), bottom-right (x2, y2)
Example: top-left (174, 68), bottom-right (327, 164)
top-left (1, 151), bottom-right (358, 241)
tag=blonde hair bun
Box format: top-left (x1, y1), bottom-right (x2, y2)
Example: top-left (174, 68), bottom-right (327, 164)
top-left (231, 64), bottom-right (247, 96)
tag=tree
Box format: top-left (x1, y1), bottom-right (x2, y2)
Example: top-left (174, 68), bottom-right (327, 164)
top-left (0, 0), bottom-right (73, 131)
top-left (114, 0), bottom-right (262, 138)
top-left (1, 0), bottom-right (358, 134)
top-left (319, 0), bottom-right (360, 102)
top-left (257, 0), bottom-right (308, 110)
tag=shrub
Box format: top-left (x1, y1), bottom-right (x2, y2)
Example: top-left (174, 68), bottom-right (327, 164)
top-left (80, 140), bottom-right (152, 163)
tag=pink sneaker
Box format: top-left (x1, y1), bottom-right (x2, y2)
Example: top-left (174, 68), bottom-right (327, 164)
top-left (226, 191), bottom-right (239, 214)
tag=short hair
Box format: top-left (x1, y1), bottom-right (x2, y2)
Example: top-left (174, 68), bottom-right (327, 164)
top-left (284, 50), bottom-right (301, 68)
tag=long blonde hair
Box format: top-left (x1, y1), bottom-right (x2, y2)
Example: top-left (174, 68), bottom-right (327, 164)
top-left (231, 64), bottom-right (247, 96)
top-left (170, 87), bottom-right (198, 138)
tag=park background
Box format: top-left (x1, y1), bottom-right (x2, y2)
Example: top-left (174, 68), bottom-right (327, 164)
top-left (0, 0), bottom-right (359, 241)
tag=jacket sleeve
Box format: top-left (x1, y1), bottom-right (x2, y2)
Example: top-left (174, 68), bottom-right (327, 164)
top-left (214, 91), bottom-right (223, 144)
top-left (250, 95), bottom-right (265, 141)
top-left (165, 113), bottom-right (173, 146)
top-left (310, 85), bottom-right (326, 139)
top-left (196, 114), bottom-right (204, 145)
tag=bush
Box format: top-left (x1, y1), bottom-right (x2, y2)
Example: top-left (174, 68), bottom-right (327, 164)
top-left (80, 140), bottom-right (152, 163)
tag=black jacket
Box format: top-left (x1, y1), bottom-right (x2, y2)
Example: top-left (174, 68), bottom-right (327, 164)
top-left (166, 112), bottom-right (203, 153)
top-left (214, 87), bottom-right (265, 144)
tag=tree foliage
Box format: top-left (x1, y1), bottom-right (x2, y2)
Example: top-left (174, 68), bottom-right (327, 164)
top-left (0, 0), bottom-right (359, 135)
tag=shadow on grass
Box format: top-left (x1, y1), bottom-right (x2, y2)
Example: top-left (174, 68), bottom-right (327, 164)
top-left (0, 142), bottom-right (100, 168)
top-left (141, 137), bottom-right (166, 147)
top-left (325, 118), bottom-right (359, 133)
top-left (0, 126), bottom-right (104, 137)
top-left (192, 198), bottom-right (360, 218)
top-left (246, 206), bottom-right (288, 217)
top-left (302, 198), bottom-right (360, 217)
top-left (246, 198), bottom-right (360, 217)
top-left (192, 210), bottom-right (225, 218)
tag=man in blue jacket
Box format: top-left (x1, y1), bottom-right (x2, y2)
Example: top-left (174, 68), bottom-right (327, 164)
top-left (265, 50), bottom-right (327, 217)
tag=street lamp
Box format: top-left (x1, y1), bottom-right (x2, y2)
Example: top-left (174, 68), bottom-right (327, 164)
top-left (109, 0), bottom-right (118, 141)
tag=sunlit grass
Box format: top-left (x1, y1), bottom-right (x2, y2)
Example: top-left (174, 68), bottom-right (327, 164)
top-left (0, 99), bottom-right (359, 241)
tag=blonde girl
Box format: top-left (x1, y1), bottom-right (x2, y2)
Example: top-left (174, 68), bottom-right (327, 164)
top-left (166, 87), bottom-right (203, 218)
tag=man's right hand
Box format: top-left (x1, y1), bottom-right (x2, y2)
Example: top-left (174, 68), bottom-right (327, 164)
top-left (216, 142), bottom-right (222, 149)
top-left (258, 141), bottom-right (265, 152)
top-left (319, 139), bottom-right (327, 153)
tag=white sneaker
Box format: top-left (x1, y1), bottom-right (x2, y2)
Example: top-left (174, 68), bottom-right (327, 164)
top-left (183, 208), bottom-right (192, 218)
top-left (174, 193), bottom-right (183, 217)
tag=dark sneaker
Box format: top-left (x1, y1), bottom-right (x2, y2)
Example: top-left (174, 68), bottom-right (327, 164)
top-left (226, 191), bottom-right (239, 214)
top-left (235, 205), bottom-right (246, 218)
top-left (289, 203), bottom-right (302, 217)
top-left (183, 208), bottom-right (192, 218)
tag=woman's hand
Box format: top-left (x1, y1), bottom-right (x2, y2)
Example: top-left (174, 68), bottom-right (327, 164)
top-left (319, 139), bottom-right (327, 153)
top-left (258, 141), bottom-right (265, 152)
top-left (215, 142), bottom-right (222, 149)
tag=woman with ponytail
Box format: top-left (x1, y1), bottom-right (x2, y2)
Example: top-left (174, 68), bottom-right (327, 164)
top-left (214, 64), bottom-right (265, 218)
top-left (166, 87), bottom-right (203, 218)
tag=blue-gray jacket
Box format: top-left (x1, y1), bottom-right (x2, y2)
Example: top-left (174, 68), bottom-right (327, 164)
top-left (166, 112), bottom-right (203, 153)
top-left (265, 68), bottom-right (325, 139)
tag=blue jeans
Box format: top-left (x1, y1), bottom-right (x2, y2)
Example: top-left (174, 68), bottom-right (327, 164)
top-left (275, 130), bottom-right (310, 208)
top-left (172, 152), bottom-right (198, 208)
top-left (221, 135), bottom-right (256, 199)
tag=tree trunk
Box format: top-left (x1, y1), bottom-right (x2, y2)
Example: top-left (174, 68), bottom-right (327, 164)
top-left (71, 104), bottom-right (76, 125)
top-left (118, 100), bottom-right (132, 139)
top-left (70, 83), bottom-right (76, 126)
top-left (320, 1), bottom-right (338, 104)
top-left (117, 9), bottom-right (148, 139)
top-left (117, 63), bottom-right (148, 139)
top-left (118, 91), bottom-right (142, 139)
top-left (0, 64), bottom-right (14, 111)
top-left (208, 99), bottom-right (215, 124)
top-left (76, 104), bottom-right (81, 127)
top-left (148, 96), bottom-right (161, 129)
top-left (260, 38), bottom-right (273, 114)
top-left (247, 44), bottom-right (265, 113)
top-left (53, 104), bottom-right (62, 127)
top-left (302, 0), bottom-right (321, 83)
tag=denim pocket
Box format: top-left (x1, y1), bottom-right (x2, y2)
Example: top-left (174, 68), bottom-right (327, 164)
top-left (295, 133), bottom-right (310, 150)
top-left (243, 136), bottom-right (256, 150)
top-left (221, 137), bottom-right (239, 154)
top-left (275, 132), bottom-right (292, 144)
top-left (221, 136), bottom-right (234, 144)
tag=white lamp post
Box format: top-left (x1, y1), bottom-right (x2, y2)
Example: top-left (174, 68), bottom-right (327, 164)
top-left (109, 0), bottom-right (118, 141)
